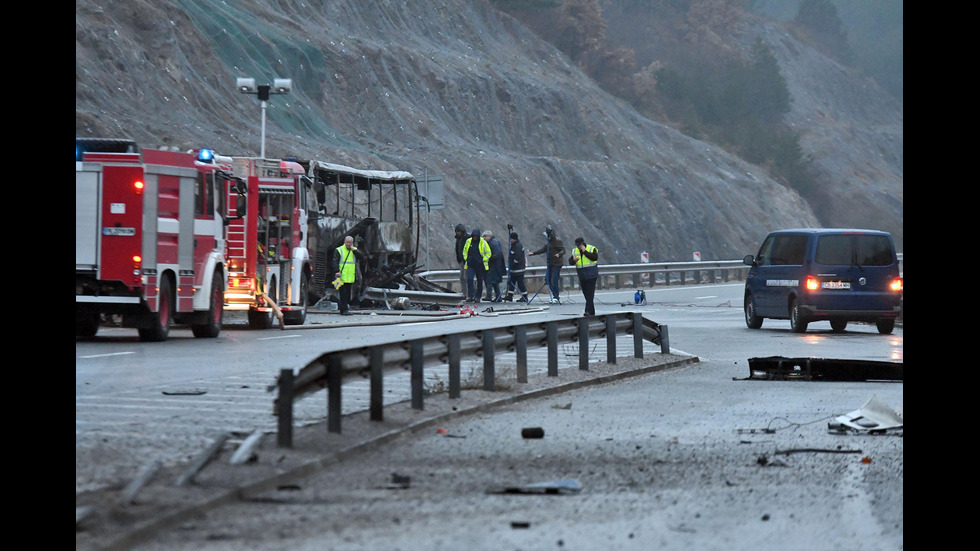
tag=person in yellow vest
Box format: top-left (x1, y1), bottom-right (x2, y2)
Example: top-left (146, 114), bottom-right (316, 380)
top-left (462, 228), bottom-right (491, 303)
top-left (332, 235), bottom-right (366, 315)
top-left (569, 237), bottom-right (599, 316)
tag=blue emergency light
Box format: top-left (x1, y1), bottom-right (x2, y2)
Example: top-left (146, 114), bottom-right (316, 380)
top-left (197, 148), bottom-right (215, 163)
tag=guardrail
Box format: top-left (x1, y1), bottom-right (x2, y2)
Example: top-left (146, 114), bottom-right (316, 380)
top-left (422, 260), bottom-right (747, 294)
top-left (272, 312), bottom-right (667, 447)
top-left (421, 253), bottom-right (903, 294)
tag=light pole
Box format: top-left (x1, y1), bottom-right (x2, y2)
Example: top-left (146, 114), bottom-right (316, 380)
top-left (236, 77), bottom-right (292, 159)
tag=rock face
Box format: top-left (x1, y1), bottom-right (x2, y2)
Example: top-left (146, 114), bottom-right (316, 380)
top-left (75, 0), bottom-right (901, 268)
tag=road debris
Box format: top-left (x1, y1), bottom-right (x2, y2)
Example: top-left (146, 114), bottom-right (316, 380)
top-left (828, 395), bottom-right (903, 434)
top-left (521, 427), bottom-right (545, 439)
top-left (487, 479), bottom-right (582, 495)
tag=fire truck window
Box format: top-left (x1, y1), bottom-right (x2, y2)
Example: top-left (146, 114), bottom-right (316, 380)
top-left (194, 173), bottom-right (205, 216)
top-left (214, 174), bottom-right (226, 219)
top-left (204, 173), bottom-right (215, 217)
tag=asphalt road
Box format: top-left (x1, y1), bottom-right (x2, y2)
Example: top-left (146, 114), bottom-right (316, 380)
top-left (76, 284), bottom-right (903, 550)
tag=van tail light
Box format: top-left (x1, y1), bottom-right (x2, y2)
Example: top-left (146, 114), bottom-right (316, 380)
top-left (890, 277), bottom-right (903, 292)
top-left (805, 275), bottom-right (820, 291)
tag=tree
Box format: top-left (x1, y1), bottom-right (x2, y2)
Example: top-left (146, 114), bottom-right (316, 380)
top-left (793, 0), bottom-right (854, 64)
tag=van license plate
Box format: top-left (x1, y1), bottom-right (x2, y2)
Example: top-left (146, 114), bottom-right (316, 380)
top-left (821, 281), bottom-right (850, 290)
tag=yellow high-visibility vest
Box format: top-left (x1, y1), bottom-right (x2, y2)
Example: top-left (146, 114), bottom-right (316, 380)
top-left (336, 245), bottom-right (358, 283)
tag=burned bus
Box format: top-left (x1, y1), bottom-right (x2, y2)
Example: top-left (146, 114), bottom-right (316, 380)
top-left (301, 159), bottom-right (453, 308)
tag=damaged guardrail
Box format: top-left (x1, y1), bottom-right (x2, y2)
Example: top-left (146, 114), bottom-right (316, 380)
top-left (272, 312), bottom-right (667, 447)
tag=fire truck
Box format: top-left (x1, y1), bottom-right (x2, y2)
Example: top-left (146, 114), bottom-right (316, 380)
top-left (222, 156), bottom-right (313, 328)
top-left (75, 138), bottom-right (243, 341)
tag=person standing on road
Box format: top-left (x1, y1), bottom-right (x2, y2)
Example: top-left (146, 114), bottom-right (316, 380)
top-left (569, 236), bottom-right (599, 316)
top-left (463, 228), bottom-right (490, 303)
top-left (454, 223), bottom-right (469, 296)
top-left (331, 235), bottom-right (366, 315)
top-left (483, 230), bottom-right (505, 302)
top-left (528, 225), bottom-right (565, 303)
top-left (505, 232), bottom-right (529, 302)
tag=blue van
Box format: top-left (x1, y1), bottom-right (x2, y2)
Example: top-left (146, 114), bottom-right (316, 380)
top-left (742, 228), bottom-right (903, 334)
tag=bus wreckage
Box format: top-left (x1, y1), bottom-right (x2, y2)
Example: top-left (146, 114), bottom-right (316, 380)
top-left (300, 159), bottom-right (460, 310)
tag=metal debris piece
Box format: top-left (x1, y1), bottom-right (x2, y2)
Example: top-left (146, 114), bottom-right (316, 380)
top-left (162, 388), bottom-right (207, 395)
top-left (386, 473), bottom-right (411, 489)
top-left (521, 427), bottom-right (545, 439)
top-left (746, 357), bottom-right (903, 381)
top-left (487, 479), bottom-right (582, 495)
top-left (829, 395), bottom-right (903, 433)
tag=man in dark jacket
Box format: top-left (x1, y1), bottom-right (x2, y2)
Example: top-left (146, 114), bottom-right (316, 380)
top-left (454, 224), bottom-right (468, 296)
top-left (505, 232), bottom-right (528, 302)
top-left (483, 230), bottom-right (505, 302)
top-left (528, 225), bottom-right (565, 304)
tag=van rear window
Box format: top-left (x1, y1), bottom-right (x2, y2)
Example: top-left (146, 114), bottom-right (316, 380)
top-left (815, 234), bottom-right (893, 266)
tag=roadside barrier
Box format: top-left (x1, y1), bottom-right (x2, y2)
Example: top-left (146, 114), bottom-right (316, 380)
top-left (272, 312), bottom-right (667, 447)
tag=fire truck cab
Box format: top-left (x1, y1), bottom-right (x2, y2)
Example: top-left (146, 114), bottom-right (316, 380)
top-left (75, 138), bottom-right (238, 341)
top-left (223, 157), bottom-right (313, 328)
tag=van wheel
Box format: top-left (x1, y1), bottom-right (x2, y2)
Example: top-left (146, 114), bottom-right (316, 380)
top-left (830, 319), bottom-right (847, 332)
top-left (789, 299), bottom-right (808, 333)
top-left (140, 277), bottom-right (173, 342)
top-left (192, 271), bottom-right (224, 338)
top-left (876, 318), bottom-right (895, 334)
top-left (744, 295), bottom-right (762, 329)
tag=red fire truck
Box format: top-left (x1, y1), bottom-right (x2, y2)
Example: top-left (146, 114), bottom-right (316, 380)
top-left (222, 156), bottom-right (313, 328)
top-left (75, 138), bottom-right (242, 341)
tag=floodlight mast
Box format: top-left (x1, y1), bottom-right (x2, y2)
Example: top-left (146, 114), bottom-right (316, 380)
top-left (236, 77), bottom-right (292, 159)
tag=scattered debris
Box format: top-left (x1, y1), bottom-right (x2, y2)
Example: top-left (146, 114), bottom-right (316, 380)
top-left (76, 506), bottom-right (95, 529)
top-left (511, 521), bottom-right (531, 529)
top-left (774, 448), bottom-right (863, 456)
top-left (162, 388), bottom-right (207, 396)
top-left (521, 427), bottom-right (545, 439)
top-left (828, 395), bottom-right (903, 434)
top-left (756, 455), bottom-right (788, 467)
top-left (386, 473), bottom-right (411, 489)
top-left (229, 429), bottom-right (264, 465)
top-left (745, 357), bottom-right (903, 381)
top-left (175, 433), bottom-right (230, 487)
top-left (551, 402), bottom-right (572, 410)
top-left (121, 460), bottom-right (161, 504)
top-left (487, 479), bottom-right (582, 495)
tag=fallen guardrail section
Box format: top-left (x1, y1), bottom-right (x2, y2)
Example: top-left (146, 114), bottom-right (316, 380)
top-left (272, 312), bottom-right (667, 447)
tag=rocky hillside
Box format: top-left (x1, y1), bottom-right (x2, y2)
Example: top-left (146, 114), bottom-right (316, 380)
top-left (75, 0), bottom-right (901, 269)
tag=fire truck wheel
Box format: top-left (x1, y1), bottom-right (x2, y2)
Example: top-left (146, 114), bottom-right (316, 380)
top-left (192, 271), bottom-right (224, 338)
top-left (76, 312), bottom-right (100, 338)
top-left (139, 277), bottom-right (173, 342)
top-left (248, 276), bottom-right (277, 330)
top-left (283, 273), bottom-right (309, 326)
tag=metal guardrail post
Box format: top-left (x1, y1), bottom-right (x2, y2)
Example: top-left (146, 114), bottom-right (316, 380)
top-left (659, 324), bottom-right (670, 354)
top-left (547, 321), bottom-right (558, 376)
top-left (370, 347), bottom-right (384, 421)
top-left (327, 356), bottom-right (342, 433)
top-left (605, 314), bottom-right (617, 364)
top-left (448, 334), bottom-right (461, 399)
top-left (515, 326), bottom-right (528, 383)
top-left (411, 340), bottom-right (424, 410)
top-left (632, 313), bottom-right (643, 358)
top-left (277, 369), bottom-right (293, 448)
top-left (483, 329), bottom-right (496, 391)
top-left (578, 320), bottom-right (589, 370)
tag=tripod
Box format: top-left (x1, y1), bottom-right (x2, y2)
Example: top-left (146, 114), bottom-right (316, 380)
top-left (527, 229), bottom-right (560, 304)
